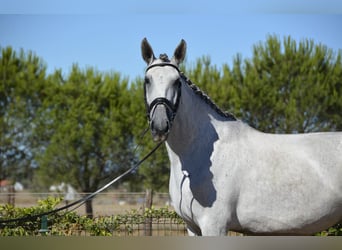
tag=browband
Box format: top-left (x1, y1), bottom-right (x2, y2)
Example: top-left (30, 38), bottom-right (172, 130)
top-left (145, 63), bottom-right (180, 73)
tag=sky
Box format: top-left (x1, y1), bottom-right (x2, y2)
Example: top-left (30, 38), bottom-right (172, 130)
top-left (1, 0), bottom-right (342, 80)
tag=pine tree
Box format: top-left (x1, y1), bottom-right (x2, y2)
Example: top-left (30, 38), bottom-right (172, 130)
top-left (235, 35), bottom-right (342, 133)
top-left (0, 47), bottom-right (46, 185)
top-left (192, 35), bottom-right (342, 134)
top-left (35, 65), bottom-right (134, 217)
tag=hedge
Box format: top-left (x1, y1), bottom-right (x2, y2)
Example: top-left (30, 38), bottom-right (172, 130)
top-left (0, 197), bottom-right (340, 236)
top-left (0, 197), bottom-right (185, 236)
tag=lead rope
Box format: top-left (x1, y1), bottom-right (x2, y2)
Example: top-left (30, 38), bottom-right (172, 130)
top-left (0, 127), bottom-right (163, 225)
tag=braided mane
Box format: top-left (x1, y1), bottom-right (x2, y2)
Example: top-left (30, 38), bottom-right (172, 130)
top-left (159, 54), bottom-right (170, 62)
top-left (180, 73), bottom-right (236, 121)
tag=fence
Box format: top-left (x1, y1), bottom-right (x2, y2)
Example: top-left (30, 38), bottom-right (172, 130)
top-left (53, 213), bottom-right (188, 236)
top-left (0, 191), bottom-right (188, 236)
top-left (0, 191), bottom-right (243, 236)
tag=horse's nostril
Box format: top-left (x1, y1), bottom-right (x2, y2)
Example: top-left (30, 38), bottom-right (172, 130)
top-left (165, 121), bottom-right (170, 132)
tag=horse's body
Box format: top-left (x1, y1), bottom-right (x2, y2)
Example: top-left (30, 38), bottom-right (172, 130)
top-left (141, 38), bottom-right (342, 235)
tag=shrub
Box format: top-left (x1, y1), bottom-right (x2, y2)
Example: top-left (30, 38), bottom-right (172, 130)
top-left (315, 223), bottom-right (342, 236)
top-left (0, 197), bottom-right (184, 236)
top-left (0, 196), bottom-right (63, 236)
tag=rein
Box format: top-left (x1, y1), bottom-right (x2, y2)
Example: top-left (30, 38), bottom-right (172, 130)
top-left (0, 136), bottom-right (164, 225)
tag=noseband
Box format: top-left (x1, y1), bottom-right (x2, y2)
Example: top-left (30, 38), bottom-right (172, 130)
top-left (144, 63), bottom-right (182, 127)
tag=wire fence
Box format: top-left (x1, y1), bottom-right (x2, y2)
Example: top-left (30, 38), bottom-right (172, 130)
top-left (0, 191), bottom-right (243, 236)
top-left (0, 191), bottom-right (188, 236)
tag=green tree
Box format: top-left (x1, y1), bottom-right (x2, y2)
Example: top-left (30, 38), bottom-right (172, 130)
top-left (0, 47), bottom-right (47, 186)
top-left (35, 66), bottom-right (134, 217)
top-left (231, 35), bottom-right (342, 133)
top-left (184, 36), bottom-right (342, 134)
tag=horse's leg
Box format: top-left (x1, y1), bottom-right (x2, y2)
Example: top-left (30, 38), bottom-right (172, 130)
top-left (200, 227), bottom-right (227, 236)
top-left (200, 219), bottom-right (228, 236)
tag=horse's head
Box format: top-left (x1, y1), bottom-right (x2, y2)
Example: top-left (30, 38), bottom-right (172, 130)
top-left (141, 38), bottom-right (187, 142)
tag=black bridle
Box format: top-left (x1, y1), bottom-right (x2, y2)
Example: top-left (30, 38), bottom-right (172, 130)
top-left (144, 63), bottom-right (182, 127)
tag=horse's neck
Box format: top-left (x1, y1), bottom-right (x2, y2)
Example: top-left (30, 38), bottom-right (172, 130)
top-left (166, 83), bottom-right (227, 155)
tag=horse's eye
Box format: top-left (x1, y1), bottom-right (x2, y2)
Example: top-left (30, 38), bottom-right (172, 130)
top-left (144, 77), bottom-right (150, 85)
top-left (174, 78), bottom-right (181, 86)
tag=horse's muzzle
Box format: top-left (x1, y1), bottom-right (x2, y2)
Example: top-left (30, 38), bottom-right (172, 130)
top-left (150, 105), bottom-right (171, 142)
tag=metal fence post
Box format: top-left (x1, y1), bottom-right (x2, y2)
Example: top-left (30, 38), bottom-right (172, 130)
top-left (39, 215), bottom-right (49, 235)
top-left (144, 189), bottom-right (153, 236)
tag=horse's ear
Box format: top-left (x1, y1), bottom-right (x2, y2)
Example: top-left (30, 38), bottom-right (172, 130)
top-left (141, 38), bottom-right (156, 65)
top-left (172, 39), bottom-right (187, 65)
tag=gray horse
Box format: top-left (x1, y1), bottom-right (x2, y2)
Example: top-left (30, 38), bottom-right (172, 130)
top-left (141, 38), bottom-right (342, 236)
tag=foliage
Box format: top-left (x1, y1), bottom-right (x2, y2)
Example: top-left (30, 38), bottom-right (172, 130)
top-left (184, 36), bottom-right (342, 133)
top-left (315, 223), bottom-right (342, 236)
top-left (0, 197), bottom-right (184, 236)
top-left (238, 36), bottom-right (342, 133)
top-left (0, 47), bottom-right (47, 186)
top-left (34, 66), bottom-right (135, 216)
top-left (0, 196), bottom-right (62, 236)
